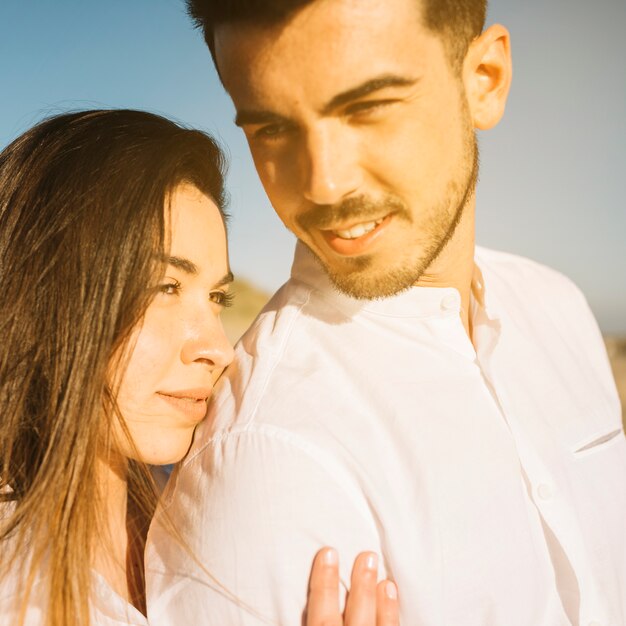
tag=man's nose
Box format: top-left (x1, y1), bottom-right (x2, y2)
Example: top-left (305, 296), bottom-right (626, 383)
top-left (180, 314), bottom-right (234, 371)
top-left (301, 124), bottom-right (362, 206)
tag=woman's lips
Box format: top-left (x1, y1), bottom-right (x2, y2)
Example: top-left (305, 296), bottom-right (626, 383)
top-left (156, 389), bottom-right (211, 422)
top-left (319, 214), bottom-right (392, 256)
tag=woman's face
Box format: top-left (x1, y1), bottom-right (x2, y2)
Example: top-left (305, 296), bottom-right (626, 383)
top-left (113, 183), bottom-right (234, 465)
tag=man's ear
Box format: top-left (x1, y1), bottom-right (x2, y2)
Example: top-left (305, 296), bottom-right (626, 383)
top-left (463, 24), bottom-right (512, 130)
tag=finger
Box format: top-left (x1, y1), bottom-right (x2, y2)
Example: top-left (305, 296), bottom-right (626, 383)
top-left (344, 551), bottom-right (378, 625)
top-left (376, 580), bottom-right (399, 626)
top-left (306, 547), bottom-right (342, 626)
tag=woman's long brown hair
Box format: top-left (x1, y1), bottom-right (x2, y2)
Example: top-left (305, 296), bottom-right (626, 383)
top-left (0, 109), bottom-right (228, 626)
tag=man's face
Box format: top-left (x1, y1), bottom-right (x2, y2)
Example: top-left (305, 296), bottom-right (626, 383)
top-left (215, 0), bottom-right (478, 298)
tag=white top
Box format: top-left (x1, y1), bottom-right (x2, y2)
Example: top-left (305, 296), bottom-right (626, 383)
top-left (146, 244), bottom-right (626, 626)
top-left (0, 572), bottom-right (147, 626)
top-left (0, 518), bottom-right (147, 626)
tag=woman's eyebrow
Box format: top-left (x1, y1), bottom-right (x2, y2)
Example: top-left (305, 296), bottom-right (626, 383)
top-left (215, 271), bottom-right (235, 288)
top-left (166, 255), bottom-right (198, 275)
top-left (158, 257), bottom-right (234, 285)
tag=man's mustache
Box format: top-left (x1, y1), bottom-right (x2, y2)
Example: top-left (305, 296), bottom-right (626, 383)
top-left (297, 195), bottom-right (411, 231)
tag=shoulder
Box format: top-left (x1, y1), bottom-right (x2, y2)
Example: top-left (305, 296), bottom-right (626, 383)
top-left (477, 246), bottom-right (619, 412)
top-left (476, 246), bottom-right (585, 299)
top-left (175, 422), bottom-right (370, 518)
top-left (151, 420), bottom-right (379, 592)
top-left (202, 280), bottom-right (311, 428)
top-left (195, 275), bottom-right (348, 436)
top-left (475, 246), bottom-right (596, 328)
top-left (477, 245), bottom-right (609, 352)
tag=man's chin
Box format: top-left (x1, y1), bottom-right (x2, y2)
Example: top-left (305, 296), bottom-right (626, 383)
top-left (302, 240), bottom-right (423, 300)
top-left (324, 262), bottom-right (422, 300)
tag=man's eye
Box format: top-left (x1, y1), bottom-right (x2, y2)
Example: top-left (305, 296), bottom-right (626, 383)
top-left (210, 290), bottom-right (235, 308)
top-left (158, 280), bottom-right (181, 295)
top-left (253, 123), bottom-right (292, 140)
top-left (345, 100), bottom-right (393, 117)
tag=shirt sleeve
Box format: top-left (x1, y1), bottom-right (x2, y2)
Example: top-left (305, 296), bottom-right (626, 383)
top-left (146, 426), bottom-right (384, 626)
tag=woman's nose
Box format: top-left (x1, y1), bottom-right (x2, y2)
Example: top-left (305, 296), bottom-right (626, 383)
top-left (180, 315), bottom-right (234, 371)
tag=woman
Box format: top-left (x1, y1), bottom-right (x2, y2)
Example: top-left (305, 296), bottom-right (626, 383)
top-left (0, 110), bottom-right (398, 625)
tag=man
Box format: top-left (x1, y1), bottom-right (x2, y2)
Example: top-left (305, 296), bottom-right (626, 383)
top-left (146, 0), bottom-right (626, 624)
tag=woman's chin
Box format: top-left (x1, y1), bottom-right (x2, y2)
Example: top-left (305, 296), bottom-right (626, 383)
top-left (128, 427), bottom-right (196, 466)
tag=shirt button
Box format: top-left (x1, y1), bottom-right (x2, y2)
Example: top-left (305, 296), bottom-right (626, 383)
top-left (537, 483), bottom-right (554, 500)
top-left (440, 293), bottom-right (460, 311)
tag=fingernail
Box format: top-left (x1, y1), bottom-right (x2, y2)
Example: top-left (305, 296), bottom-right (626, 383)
top-left (365, 553), bottom-right (378, 570)
top-left (385, 581), bottom-right (397, 600)
top-left (323, 548), bottom-right (338, 565)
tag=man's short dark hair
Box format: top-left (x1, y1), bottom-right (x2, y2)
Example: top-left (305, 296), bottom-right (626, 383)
top-left (186, 0), bottom-right (487, 71)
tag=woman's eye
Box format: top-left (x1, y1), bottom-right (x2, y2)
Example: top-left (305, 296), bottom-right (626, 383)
top-left (158, 280), bottom-right (181, 295)
top-left (210, 290), bottom-right (235, 308)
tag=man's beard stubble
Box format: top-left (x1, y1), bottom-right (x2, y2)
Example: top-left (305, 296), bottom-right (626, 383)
top-left (297, 132), bottom-right (479, 300)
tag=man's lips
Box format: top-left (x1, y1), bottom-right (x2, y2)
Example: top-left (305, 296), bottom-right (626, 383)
top-left (319, 214), bottom-right (392, 256)
top-left (322, 216), bottom-right (386, 239)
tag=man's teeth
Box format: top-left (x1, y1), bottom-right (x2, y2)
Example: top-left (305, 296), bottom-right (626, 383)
top-left (333, 218), bottom-right (383, 240)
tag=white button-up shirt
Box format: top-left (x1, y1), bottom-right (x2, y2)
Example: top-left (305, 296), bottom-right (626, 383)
top-left (146, 244), bottom-right (626, 626)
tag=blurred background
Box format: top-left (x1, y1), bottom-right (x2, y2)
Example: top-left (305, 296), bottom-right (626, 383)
top-left (0, 0), bottom-right (624, 422)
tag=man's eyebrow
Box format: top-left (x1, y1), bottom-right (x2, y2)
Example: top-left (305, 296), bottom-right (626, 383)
top-left (234, 75), bottom-right (417, 127)
top-left (321, 75), bottom-right (418, 115)
top-left (234, 110), bottom-right (287, 128)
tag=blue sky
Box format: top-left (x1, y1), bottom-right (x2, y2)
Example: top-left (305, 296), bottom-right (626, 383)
top-left (1, 0), bottom-right (624, 332)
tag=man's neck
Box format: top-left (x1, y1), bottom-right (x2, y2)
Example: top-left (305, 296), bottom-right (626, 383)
top-left (415, 201), bottom-right (476, 339)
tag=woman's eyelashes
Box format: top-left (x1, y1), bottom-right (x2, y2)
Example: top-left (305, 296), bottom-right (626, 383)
top-left (158, 279), bottom-right (182, 295)
top-left (156, 279), bottom-right (235, 308)
top-left (209, 290), bottom-right (235, 308)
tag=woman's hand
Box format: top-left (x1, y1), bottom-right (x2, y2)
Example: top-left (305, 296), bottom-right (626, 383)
top-left (306, 547), bottom-right (399, 626)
